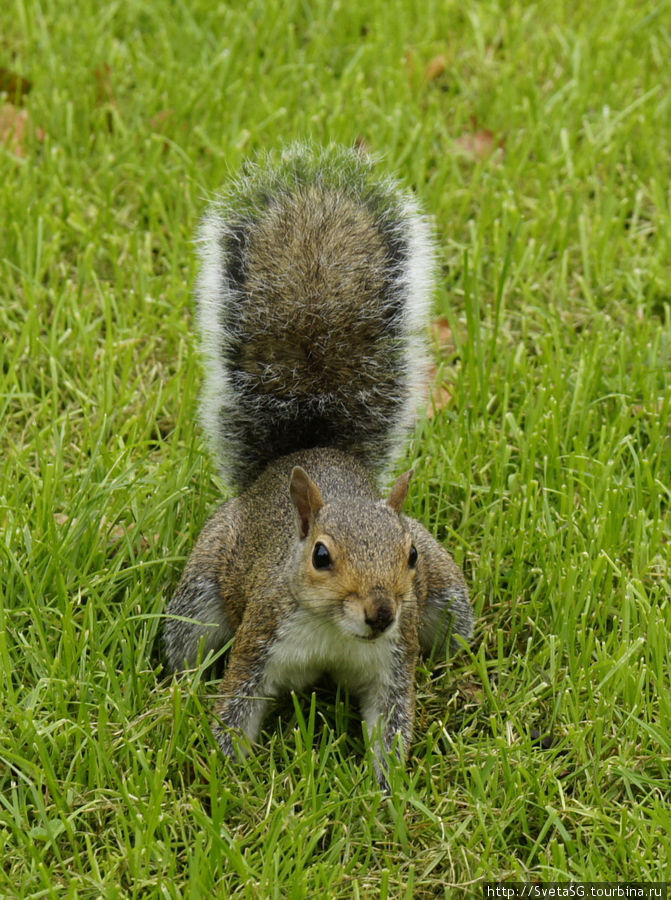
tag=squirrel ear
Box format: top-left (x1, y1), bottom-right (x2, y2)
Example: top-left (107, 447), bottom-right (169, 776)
top-left (289, 466), bottom-right (324, 538)
top-left (387, 469), bottom-right (414, 513)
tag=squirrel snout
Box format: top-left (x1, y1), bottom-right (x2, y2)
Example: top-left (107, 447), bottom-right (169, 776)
top-left (363, 595), bottom-right (395, 635)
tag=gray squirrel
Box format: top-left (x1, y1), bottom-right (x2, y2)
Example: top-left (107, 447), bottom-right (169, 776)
top-left (163, 143), bottom-right (473, 790)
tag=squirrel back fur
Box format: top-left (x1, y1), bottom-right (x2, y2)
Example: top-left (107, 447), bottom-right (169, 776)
top-left (196, 143), bottom-right (435, 491)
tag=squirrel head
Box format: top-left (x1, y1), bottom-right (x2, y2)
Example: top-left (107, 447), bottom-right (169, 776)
top-left (288, 466), bottom-right (418, 641)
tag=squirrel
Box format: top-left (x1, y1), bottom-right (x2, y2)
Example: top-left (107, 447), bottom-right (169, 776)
top-left (163, 143), bottom-right (473, 790)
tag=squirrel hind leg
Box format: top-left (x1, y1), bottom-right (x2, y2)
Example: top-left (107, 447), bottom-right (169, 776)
top-left (406, 518), bottom-right (474, 660)
top-left (418, 582), bottom-right (473, 660)
top-left (163, 573), bottom-right (234, 675)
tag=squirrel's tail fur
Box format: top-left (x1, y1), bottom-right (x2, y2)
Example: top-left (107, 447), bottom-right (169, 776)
top-left (196, 143), bottom-right (435, 491)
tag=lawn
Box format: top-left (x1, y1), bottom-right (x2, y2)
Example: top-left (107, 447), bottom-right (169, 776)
top-left (1, 0), bottom-right (670, 896)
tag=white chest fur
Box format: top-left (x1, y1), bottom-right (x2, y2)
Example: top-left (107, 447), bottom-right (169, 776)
top-left (264, 606), bottom-right (397, 697)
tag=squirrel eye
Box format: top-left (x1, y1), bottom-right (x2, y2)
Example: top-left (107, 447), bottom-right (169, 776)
top-left (408, 544), bottom-right (418, 568)
top-left (312, 541), bottom-right (332, 570)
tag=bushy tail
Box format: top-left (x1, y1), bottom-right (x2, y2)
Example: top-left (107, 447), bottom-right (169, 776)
top-left (195, 143), bottom-right (435, 492)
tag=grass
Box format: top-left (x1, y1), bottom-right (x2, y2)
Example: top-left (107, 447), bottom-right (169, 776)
top-left (1, 0), bottom-right (670, 895)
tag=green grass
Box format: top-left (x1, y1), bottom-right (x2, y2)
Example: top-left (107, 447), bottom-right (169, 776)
top-left (1, 0), bottom-right (670, 895)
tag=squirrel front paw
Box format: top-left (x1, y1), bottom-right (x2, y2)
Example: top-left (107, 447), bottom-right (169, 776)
top-left (212, 723), bottom-right (236, 757)
top-left (211, 677), bottom-right (272, 762)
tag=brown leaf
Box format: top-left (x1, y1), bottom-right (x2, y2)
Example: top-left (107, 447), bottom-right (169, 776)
top-left (455, 126), bottom-right (504, 162)
top-left (94, 62), bottom-right (115, 105)
top-left (94, 63), bottom-right (116, 132)
top-left (425, 55), bottom-right (447, 81)
top-left (150, 109), bottom-right (174, 132)
top-left (55, 512), bottom-right (156, 548)
top-left (425, 317), bottom-right (457, 417)
top-left (354, 134), bottom-right (370, 158)
top-left (105, 519), bottom-right (132, 543)
top-left (0, 104), bottom-right (29, 156)
top-left (54, 513), bottom-right (75, 527)
top-left (0, 67), bottom-right (32, 101)
top-left (431, 316), bottom-right (454, 353)
top-left (404, 49), bottom-right (416, 82)
top-left (101, 515), bottom-right (158, 549)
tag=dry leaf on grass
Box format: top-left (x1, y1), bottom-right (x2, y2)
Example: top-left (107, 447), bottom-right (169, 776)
top-left (455, 119), bottom-right (504, 162)
top-left (425, 54), bottom-right (447, 81)
top-left (425, 317), bottom-right (457, 418)
top-left (426, 374), bottom-right (452, 418)
top-left (94, 62), bottom-right (115, 105)
top-left (54, 512), bottom-right (157, 549)
top-left (430, 316), bottom-right (455, 354)
top-left (0, 102), bottom-right (44, 156)
top-left (102, 516), bottom-right (159, 550)
top-left (354, 134), bottom-right (370, 158)
top-left (94, 62), bottom-right (116, 132)
top-left (150, 109), bottom-right (175, 132)
top-left (0, 104), bottom-right (29, 156)
top-left (150, 109), bottom-right (178, 151)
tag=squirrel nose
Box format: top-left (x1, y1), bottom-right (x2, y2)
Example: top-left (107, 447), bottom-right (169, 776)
top-left (364, 605), bottom-right (394, 634)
